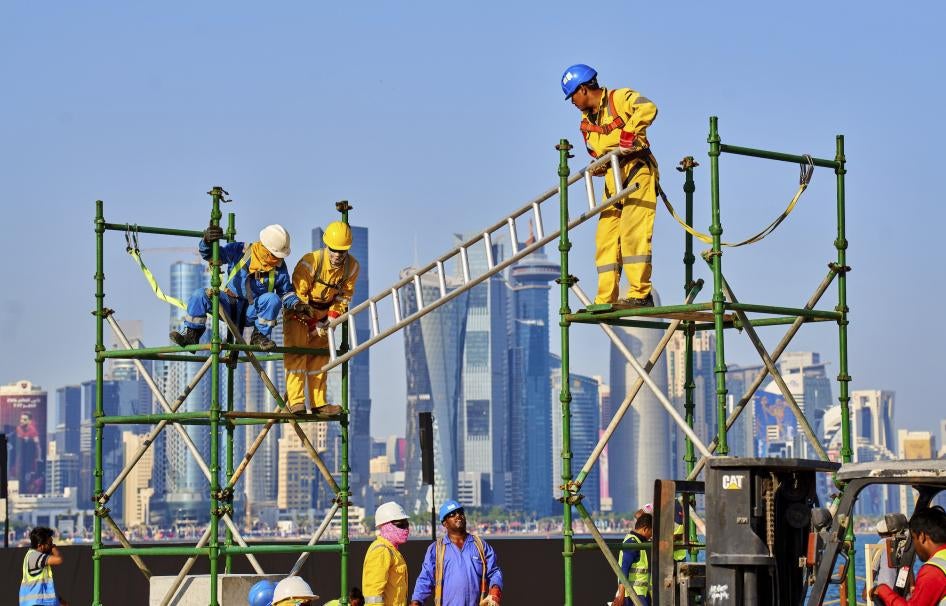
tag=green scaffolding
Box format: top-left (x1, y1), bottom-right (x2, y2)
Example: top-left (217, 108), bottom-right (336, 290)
top-left (92, 191), bottom-right (353, 606)
top-left (555, 117), bottom-right (854, 605)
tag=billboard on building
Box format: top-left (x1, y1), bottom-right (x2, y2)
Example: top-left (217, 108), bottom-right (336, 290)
top-left (753, 389), bottom-right (797, 458)
top-left (0, 380), bottom-right (47, 495)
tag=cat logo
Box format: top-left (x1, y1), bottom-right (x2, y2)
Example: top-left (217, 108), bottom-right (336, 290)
top-left (722, 474), bottom-right (745, 490)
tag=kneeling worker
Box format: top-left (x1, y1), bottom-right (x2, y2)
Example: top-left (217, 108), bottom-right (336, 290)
top-left (562, 63), bottom-right (660, 307)
top-left (170, 223), bottom-right (304, 351)
top-left (284, 221), bottom-right (359, 415)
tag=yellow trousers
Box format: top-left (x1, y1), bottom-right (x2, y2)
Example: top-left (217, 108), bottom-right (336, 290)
top-left (284, 311), bottom-right (330, 408)
top-left (594, 160), bottom-right (657, 304)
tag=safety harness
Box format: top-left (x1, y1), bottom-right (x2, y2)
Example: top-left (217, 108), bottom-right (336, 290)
top-left (125, 228), bottom-right (187, 311)
top-left (289, 249), bottom-right (354, 332)
top-left (580, 89), bottom-right (625, 141)
top-left (433, 534), bottom-right (488, 606)
top-left (225, 246), bottom-right (275, 304)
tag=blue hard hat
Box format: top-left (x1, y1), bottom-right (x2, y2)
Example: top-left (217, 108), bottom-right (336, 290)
top-left (248, 579), bottom-right (277, 606)
top-left (561, 64), bottom-right (597, 98)
top-left (439, 499), bottom-right (463, 522)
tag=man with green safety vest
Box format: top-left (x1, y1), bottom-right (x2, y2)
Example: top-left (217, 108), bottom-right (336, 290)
top-left (640, 501), bottom-right (688, 562)
top-left (871, 505), bottom-right (946, 605)
top-left (614, 513), bottom-right (653, 606)
top-left (20, 526), bottom-right (68, 606)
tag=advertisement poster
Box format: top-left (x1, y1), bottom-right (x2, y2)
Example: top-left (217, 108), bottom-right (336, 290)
top-left (0, 382), bottom-right (47, 495)
top-left (753, 388), bottom-right (797, 458)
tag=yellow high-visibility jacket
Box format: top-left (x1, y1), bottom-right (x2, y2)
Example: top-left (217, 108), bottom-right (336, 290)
top-left (362, 536), bottom-right (409, 605)
top-left (580, 87), bottom-right (659, 195)
top-left (291, 248), bottom-right (360, 318)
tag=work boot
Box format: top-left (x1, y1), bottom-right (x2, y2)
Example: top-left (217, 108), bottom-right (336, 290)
top-left (619, 293), bottom-right (655, 308)
top-left (249, 328), bottom-right (276, 351)
top-left (170, 327), bottom-right (204, 347)
top-left (312, 404), bottom-right (343, 416)
top-left (287, 402), bottom-right (307, 415)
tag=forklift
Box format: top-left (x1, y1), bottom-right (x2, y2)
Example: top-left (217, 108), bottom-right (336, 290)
top-left (644, 457), bottom-right (946, 605)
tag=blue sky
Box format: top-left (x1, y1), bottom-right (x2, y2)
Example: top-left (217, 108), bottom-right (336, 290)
top-left (2, 2), bottom-right (944, 439)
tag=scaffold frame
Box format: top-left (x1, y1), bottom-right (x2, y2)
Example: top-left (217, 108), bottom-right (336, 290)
top-left (92, 192), bottom-right (353, 606)
top-left (555, 117), bottom-right (855, 605)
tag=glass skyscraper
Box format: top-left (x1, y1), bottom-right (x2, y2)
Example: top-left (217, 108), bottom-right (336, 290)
top-left (551, 357), bottom-right (601, 512)
top-left (508, 246), bottom-right (559, 516)
top-left (457, 237), bottom-right (509, 507)
top-left (163, 260), bottom-right (212, 523)
top-left (402, 269), bottom-right (469, 514)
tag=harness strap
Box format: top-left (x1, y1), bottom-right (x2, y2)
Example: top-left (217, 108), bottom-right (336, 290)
top-left (127, 246), bottom-right (187, 311)
top-left (659, 155), bottom-right (814, 248)
top-left (580, 90), bottom-right (625, 136)
top-left (434, 535), bottom-right (489, 603)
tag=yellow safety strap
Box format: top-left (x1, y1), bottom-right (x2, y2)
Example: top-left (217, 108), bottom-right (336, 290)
top-left (660, 155), bottom-right (814, 248)
top-left (125, 232), bottom-right (187, 310)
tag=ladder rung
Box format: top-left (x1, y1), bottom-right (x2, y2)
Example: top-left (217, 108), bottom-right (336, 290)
top-left (368, 300), bottom-right (380, 338)
top-left (327, 327), bottom-right (337, 362)
top-left (610, 154), bottom-right (622, 187)
top-left (348, 315), bottom-right (358, 348)
top-left (459, 247), bottom-right (471, 283)
top-left (436, 261), bottom-right (448, 299)
top-left (483, 232), bottom-right (494, 269)
top-left (507, 218), bottom-right (520, 255)
top-left (532, 202), bottom-right (544, 240)
top-left (584, 170), bottom-right (596, 211)
top-left (391, 288), bottom-right (402, 323)
top-left (413, 274), bottom-right (424, 310)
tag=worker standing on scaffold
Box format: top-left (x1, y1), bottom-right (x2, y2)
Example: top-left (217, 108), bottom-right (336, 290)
top-left (562, 64), bottom-right (660, 307)
top-left (170, 223), bottom-right (304, 351)
top-left (283, 221), bottom-right (359, 415)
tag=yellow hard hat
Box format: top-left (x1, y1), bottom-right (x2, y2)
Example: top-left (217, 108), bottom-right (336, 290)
top-left (323, 221), bottom-right (352, 251)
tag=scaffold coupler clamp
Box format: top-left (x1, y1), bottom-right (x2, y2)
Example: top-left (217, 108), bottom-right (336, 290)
top-left (676, 156), bottom-right (699, 172)
top-left (208, 186), bottom-right (232, 203)
top-left (828, 262), bottom-right (851, 274)
top-left (335, 200), bottom-right (353, 212)
top-left (333, 494), bottom-right (354, 507)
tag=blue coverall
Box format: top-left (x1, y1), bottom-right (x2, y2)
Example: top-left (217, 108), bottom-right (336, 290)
top-left (411, 534), bottom-right (503, 606)
top-left (181, 240), bottom-right (298, 337)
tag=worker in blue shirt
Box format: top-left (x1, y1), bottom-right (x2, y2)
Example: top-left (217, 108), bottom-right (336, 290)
top-left (170, 223), bottom-right (304, 351)
top-left (613, 513), bottom-right (653, 606)
top-left (410, 499), bottom-right (503, 606)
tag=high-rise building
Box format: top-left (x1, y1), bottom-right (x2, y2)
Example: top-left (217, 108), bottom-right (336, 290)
top-left (45, 441), bottom-right (80, 496)
top-left (54, 386), bottom-right (82, 457)
top-left (727, 352), bottom-right (833, 460)
top-left (597, 378), bottom-right (613, 513)
top-left (551, 359), bottom-right (601, 512)
top-left (898, 429), bottom-right (936, 514)
top-left (402, 269), bottom-right (469, 514)
top-left (277, 431), bottom-right (317, 513)
top-left (457, 235), bottom-right (510, 508)
top-left (823, 391), bottom-right (896, 515)
top-left (242, 325), bottom-right (284, 525)
top-left (940, 419), bottom-right (946, 458)
top-left (162, 260), bottom-right (211, 523)
top-left (0, 380), bottom-right (48, 496)
top-left (80, 379), bottom-right (128, 518)
top-left (608, 291), bottom-right (670, 513)
top-left (313, 225), bottom-right (371, 506)
top-left (666, 332), bottom-right (715, 474)
top-left (507, 246), bottom-right (559, 516)
top-left (122, 431), bottom-right (155, 528)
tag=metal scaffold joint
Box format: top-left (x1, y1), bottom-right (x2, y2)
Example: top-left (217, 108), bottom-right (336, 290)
top-left (335, 199), bottom-right (353, 212)
top-left (829, 262), bottom-right (852, 274)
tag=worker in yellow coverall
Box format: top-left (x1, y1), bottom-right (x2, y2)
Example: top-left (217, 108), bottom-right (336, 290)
top-left (562, 64), bottom-right (660, 306)
top-left (284, 221), bottom-right (359, 415)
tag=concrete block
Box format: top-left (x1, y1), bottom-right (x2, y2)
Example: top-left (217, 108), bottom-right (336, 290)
top-left (150, 573), bottom-right (282, 606)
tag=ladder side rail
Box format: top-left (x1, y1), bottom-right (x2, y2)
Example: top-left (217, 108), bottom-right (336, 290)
top-left (320, 177), bottom-right (639, 374)
top-left (333, 152), bottom-right (617, 328)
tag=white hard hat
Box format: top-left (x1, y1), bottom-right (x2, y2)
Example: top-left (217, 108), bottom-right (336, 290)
top-left (271, 576), bottom-right (318, 604)
top-left (259, 224), bottom-right (291, 259)
top-left (375, 501), bottom-right (409, 527)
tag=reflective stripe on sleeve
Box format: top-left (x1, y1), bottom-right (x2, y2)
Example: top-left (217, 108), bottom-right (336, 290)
top-left (256, 317), bottom-right (277, 326)
top-left (184, 314), bottom-right (207, 324)
top-left (364, 597), bottom-right (384, 604)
